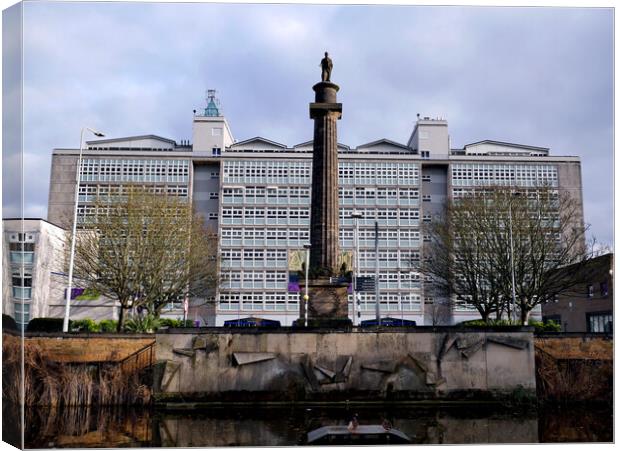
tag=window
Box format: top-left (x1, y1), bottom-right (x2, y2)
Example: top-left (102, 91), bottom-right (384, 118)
top-left (210, 171), bottom-right (220, 179)
top-left (212, 147), bottom-right (222, 157)
top-left (421, 151), bottom-right (430, 159)
top-left (587, 312), bottom-right (612, 333)
top-left (14, 302), bottom-right (30, 327)
top-left (422, 195), bottom-right (432, 202)
top-left (9, 242), bottom-right (34, 252)
top-left (208, 212), bottom-right (218, 220)
top-left (12, 267), bottom-right (32, 299)
top-left (422, 174), bottom-right (431, 182)
top-left (600, 280), bottom-right (609, 297)
top-left (587, 284), bottom-right (594, 298)
top-left (209, 192), bottom-right (219, 199)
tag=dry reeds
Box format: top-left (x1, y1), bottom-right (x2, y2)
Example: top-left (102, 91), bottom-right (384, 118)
top-left (2, 334), bottom-right (151, 407)
top-left (535, 347), bottom-right (613, 403)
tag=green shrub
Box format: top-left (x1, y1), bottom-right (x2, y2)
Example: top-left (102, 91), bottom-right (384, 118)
top-left (158, 318), bottom-right (194, 329)
top-left (459, 319), bottom-right (519, 327)
top-left (98, 319), bottom-right (118, 332)
top-left (26, 318), bottom-right (64, 333)
top-left (529, 319), bottom-right (561, 333)
top-left (2, 314), bottom-right (18, 331)
top-left (123, 314), bottom-right (160, 333)
top-left (544, 321), bottom-right (561, 332)
top-left (158, 318), bottom-right (182, 328)
top-left (69, 318), bottom-right (100, 332)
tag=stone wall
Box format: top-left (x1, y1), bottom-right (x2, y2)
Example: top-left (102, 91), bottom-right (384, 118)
top-left (154, 328), bottom-right (536, 403)
top-left (24, 334), bottom-right (155, 363)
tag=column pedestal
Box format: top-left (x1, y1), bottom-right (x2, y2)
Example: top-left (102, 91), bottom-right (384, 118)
top-left (297, 277), bottom-right (352, 328)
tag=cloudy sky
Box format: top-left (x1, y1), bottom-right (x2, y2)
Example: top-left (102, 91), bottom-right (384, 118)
top-left (3, 2), bottom-right (614, 246)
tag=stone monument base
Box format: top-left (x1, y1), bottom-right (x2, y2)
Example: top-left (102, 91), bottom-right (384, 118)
top-left (296, 277), bottom-right (352, 328)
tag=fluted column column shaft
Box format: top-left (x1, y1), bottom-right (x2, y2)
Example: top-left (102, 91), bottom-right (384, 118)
top-left (308, 81), bottom-right (342, 276)
top-left (310, 110), bottom-right (340, 273)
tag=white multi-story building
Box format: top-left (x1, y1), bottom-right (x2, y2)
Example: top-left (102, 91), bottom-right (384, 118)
top-left (2, 219), bottom-right (66, 329)
top-left (46, 94), bottom-right (583, 326)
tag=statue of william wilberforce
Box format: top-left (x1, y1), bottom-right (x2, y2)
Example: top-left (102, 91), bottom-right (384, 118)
top-left (320, 52), bottom-right (333, 82)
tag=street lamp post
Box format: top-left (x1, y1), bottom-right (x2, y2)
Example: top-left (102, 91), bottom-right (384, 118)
top-left (303, 243), bottom-right (311, 327)
top-left (63, 127), bottom-right (105, 333)
top-left (374, 221), bottom-right (380, 324)
top-left (351, 211), bottom-right (363, 326)
top-left (508, 192), bottom-right (521, 323)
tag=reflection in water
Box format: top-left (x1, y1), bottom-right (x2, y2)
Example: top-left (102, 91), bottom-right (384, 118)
top-left (538, 404), bottom-right (613, 443)
top-left (23, 405), bottom-right (151, 448)
top-left (18, 403), bottom-right (612, 447)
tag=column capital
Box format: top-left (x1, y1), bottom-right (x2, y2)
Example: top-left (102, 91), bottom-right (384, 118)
top-left (309, 103), bottom-right (342, 119)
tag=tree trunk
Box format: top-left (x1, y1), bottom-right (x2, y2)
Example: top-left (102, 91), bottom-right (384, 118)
top-left (116, 305), bottom-right (126, 332)
top-left (520, 308), bottom-right (530, 326)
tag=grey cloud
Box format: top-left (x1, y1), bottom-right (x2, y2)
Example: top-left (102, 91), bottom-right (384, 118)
top-left (7, 3), bottom-right (613, 247)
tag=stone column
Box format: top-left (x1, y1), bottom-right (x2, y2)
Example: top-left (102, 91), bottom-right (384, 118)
top-left (309, 82), bottom-right (342, 276)
top-left (297, 81), bottom-right (350, 328)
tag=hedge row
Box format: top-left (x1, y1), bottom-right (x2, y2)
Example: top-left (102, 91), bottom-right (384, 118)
top-left (23, 317), bottom-right (194, 333)
top-left (459, 318), bottom-right (561, 333)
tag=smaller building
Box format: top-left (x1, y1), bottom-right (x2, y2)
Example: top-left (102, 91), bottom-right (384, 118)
top-left (2, 219), bottom-right (67, 329)
top-left (542, 253), bottom-right (613, 333)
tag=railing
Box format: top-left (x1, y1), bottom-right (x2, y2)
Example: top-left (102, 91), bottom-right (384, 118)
top-left (119, 341), bottom-right (155, 374)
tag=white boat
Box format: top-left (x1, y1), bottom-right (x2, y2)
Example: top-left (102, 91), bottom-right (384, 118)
top-left (307, 425), bottom-right (412, 445)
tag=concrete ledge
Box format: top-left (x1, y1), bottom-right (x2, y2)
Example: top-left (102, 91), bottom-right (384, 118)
top-left (156, 326), bottom-right (535, 334)
top-left (24, 331), bottom-right (155, 338)
top-left (153, 388), bottom-right (535, 407)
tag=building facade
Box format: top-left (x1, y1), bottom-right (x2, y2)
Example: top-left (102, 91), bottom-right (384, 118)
top-left (2, 219), bottom-right (66, 329)
top-left (542, 253), bottom-right (613, 333)
top-left (47, 95), bottom-right (584, 326)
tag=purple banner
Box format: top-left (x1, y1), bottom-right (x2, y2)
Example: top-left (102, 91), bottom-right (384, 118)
top-left (288, 282), bottom-right (300, 293)
top-left (65, 287), bottom-right (85, 300)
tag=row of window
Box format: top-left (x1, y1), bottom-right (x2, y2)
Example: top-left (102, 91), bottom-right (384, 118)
top-left (223, 186), bottom-right (420, 206)
top-left (221, 207), bottom-right (310, 226)
top-left (220, 247), bottom-right (420, 269)
top-left (452, 187), bottom-right (559, 199)
top-left (222, 186), bottom-right (311, 205)
top-left (221, 228), bottom-right (309, 242)
top-left (339, 162), bottom-right (419, 186)
top-left (219, 292), bottom-right (300, 311)
top-left (218, 292), bottom-right (422, 312)
top-left (451, 163), bottom-right (558, 187)
top-left (221, 206), bottom-right (421, 221)
top-left (223, 161), bottom-right (310, 184)
top-left (80, 159), bottom-right (190, 183)
top-left (223, 161), bottom-right (420, 186)
top-left (78, 184), bottom-right (189, 201)
top-left (339, 187), bottom-right (419, 204)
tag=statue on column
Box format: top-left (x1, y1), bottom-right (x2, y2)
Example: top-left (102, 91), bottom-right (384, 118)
top-left (320, 52), bottom-right (333, 82)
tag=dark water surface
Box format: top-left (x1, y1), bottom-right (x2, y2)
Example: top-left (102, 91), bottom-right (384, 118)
top-left (7, 403), bottom-right (612, 448)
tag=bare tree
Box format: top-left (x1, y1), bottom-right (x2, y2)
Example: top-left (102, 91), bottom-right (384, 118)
top-left (70, 188), bottom-right (218, 330)
top-left (421, 186), bottom-right (590, 324)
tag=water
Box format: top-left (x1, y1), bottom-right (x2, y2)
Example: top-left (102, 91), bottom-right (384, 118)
top-left (6, 403), bottom-right (612, 447)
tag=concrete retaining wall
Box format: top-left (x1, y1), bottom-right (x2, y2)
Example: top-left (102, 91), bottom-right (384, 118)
top-left (23, 333), bottom-right (155, 363)
top-left (154, 328), bottom-right (536, 403)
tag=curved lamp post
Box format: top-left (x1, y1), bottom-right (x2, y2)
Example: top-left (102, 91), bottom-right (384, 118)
top-left (63, 127), bottom-right (105, 333)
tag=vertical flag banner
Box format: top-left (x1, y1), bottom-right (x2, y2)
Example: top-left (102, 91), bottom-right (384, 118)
top-left (288, 250), bottom-right (305, 293)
